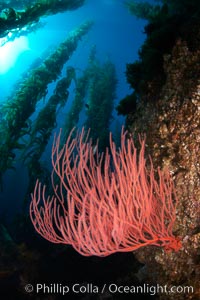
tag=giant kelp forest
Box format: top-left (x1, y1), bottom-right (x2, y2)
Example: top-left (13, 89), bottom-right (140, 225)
top-left (0, 1), bottom-right (122, 298)
top-left (0, 0), bottom-right (200, 299)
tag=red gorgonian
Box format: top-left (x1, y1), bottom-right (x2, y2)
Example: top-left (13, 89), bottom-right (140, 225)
top-left (30, 128), bottom-right (181, 256)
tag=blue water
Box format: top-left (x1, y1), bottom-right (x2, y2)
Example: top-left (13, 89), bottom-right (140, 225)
top-left (1, 1), bottom-right (146, 99)
top-left (0, 0), bottom-right (146, 220)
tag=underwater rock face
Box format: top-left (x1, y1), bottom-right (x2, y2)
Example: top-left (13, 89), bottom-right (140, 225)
top-left (127, 39), bottom-right (200, 300)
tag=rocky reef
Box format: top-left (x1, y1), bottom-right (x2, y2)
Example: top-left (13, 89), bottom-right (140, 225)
top-left (126, 38), bottom-right (200, 300)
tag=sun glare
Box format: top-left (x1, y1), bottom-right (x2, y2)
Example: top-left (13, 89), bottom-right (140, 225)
top-left (0, 36), bottom-right (29, 74)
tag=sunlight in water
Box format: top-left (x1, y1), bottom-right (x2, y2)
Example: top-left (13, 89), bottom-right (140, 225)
top-left (0, 36), bottom-right (29, 74)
